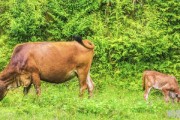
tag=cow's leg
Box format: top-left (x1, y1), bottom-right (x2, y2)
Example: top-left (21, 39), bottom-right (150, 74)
top-left (23, 84), bottom-right (32, 95)
top-left (162, 89), bottom-right (169, 102)
top-left (79, 74), bottom-right (88, 97)
top-left (32, 73), bottom-right (41, 96)
top-left (77, 69), bottom-right (88, 97)
top-left (86, 72), bottom-right (94, 98)
top-left (144, 86), bottom-right (152, 101)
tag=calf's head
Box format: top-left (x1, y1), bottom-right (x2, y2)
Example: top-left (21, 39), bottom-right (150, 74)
top-left (175, 90), bottom-right (180, 102)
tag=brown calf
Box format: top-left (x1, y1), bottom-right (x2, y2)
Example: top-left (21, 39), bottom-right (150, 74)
top-left (0, 37), bottom-right (94, 100)
top-left (142, 70), bottom-right (180, 102)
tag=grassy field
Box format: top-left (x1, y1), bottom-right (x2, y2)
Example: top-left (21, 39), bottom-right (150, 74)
top-left (0, 75), bottom-right (179, 120)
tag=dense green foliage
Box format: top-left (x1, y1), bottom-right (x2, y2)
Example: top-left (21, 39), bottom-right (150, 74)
top-left (0, 0), bottom-right (179, 76)
top-left (0, 0), bottom-right (180, 119)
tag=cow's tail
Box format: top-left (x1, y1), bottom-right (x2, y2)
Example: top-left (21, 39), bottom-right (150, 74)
top-left (142, 72), bottom-right (146, 90)
top-left (74, 36), bottom-right (94, 49)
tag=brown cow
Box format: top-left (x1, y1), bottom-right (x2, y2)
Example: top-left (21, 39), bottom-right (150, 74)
top-left (0, 37), bottom-right (95, 100)
top-left (142, 70), bottom-right (180, 102)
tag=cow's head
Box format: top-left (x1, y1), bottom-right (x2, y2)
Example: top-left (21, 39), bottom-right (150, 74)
top-left (0, 81), bottom-right (7, 100)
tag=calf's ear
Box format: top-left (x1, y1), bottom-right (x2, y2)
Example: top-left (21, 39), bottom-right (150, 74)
top-left (176, 93), bottom-right (180, 98)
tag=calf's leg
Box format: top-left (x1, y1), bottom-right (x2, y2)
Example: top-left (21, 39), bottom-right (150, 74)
top-left (144, 86), bottom-right (152, 101)
top-left (162, 89), bottom-right (169, 102)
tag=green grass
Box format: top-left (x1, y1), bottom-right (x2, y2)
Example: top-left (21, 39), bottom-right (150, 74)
top-left (0, 76), bottom-right (179, 120)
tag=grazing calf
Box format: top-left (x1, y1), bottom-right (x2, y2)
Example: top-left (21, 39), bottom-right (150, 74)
top-left (142, 70), bottom-right (180, 102)
top-left (0, 37), bottom-right (95, 100)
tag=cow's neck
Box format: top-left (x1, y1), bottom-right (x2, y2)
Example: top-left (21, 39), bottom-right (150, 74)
top-left (0, 65), bottom-right (18, 80)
